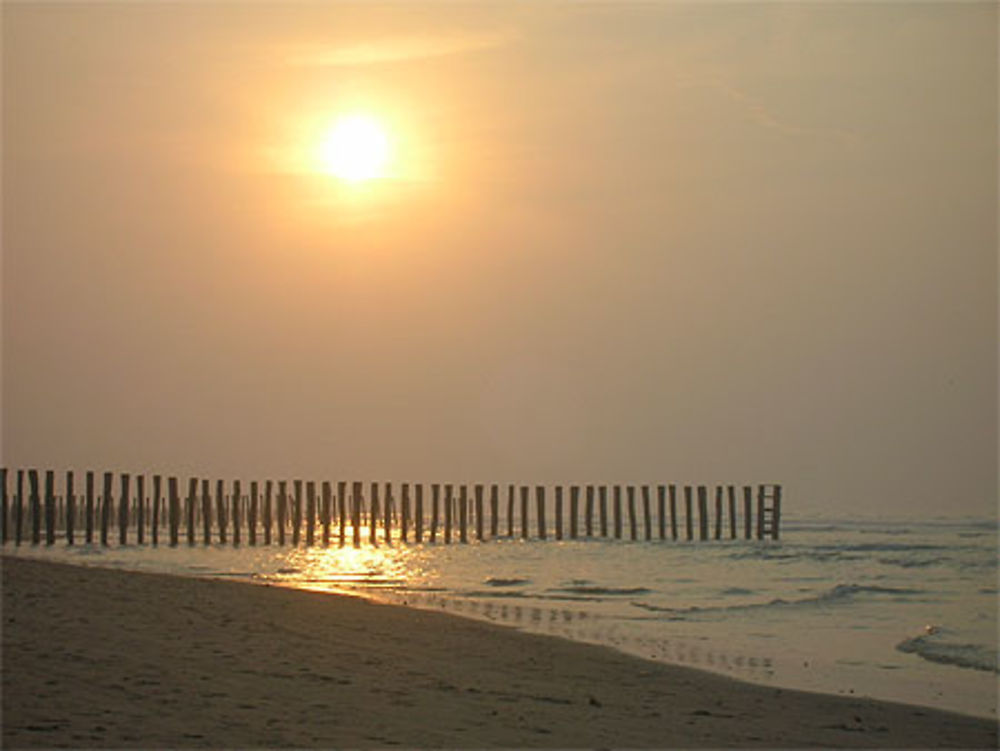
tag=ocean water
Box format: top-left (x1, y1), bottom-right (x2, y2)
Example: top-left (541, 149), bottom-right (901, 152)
top-left (4, 515), bottom-right (997, 719)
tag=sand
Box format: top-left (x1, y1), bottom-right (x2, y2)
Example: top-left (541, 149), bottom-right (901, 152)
top-left (2, 556), bottom-right (996, 748)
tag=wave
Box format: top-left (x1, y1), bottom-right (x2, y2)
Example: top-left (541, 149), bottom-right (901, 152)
top-left (551, 586), bottom-right (652, 596)
top-left (484, 577), bottom-right (529, 587)
top-left (896, 634), bottom-right (998, 673)
top-left (630, 583), bottom-right (922, 619)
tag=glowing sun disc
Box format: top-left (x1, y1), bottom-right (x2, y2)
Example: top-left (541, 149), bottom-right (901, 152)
top-left (317, 115), bottom-right (390, 181)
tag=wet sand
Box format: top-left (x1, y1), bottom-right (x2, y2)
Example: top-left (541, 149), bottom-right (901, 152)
top-left (2, 555), bottom-right (996, 748)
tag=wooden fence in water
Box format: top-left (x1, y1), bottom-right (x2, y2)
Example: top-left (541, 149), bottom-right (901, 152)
top-left (0, 468), bottom-right (781, 548)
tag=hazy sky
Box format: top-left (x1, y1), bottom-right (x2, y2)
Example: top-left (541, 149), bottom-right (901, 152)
top-left (3, 2), bottom-right (996, 518)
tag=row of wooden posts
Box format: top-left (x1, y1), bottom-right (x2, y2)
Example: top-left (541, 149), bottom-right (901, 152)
top-left (0, 468), bottom-right (781, 548)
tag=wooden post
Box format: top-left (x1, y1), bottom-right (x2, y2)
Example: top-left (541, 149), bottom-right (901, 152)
top-left (321, 481), bottom-right (331, 547)
top-left (459, 485), bottom-right (468, 543)
top-left (249, 480), bottom-right (259, 546)
top-left (351, 481), bottom-right (362, 548)
top-left (201, 480), bottom-right (212, 545)
top-left (293, 480), bottom-right (303, 546)
top-left (554, 486), bottom-right (563, 540)
top-left (186, 477), bottom-right (197, 546)
top-left (14, 469), bottom-right (24, 545)
top-left (638, 486), bottom-right (650, 540)
top-left (98, 471), bottom-right (111, 546)
top-left (684, 485), bottom-right (693, 541)
top-left (63, 470), bottom-right (74, 545)
top-left (570, 486), bottom-right (579, 539)
top-left (264, 480), bottom-right (274, 545)
top-left (728, 485), bottom-right (737, 539)
top-left (305, 480), bottom-right (316, 547)
top-left (756, 485), bottom-right (765, 540)
top-left (626, 485), bottom-right (637, 541)
top-left (444, 484), bottom-right (453, 544)
top-left (338, 480), bottom-right (347, 547)
top-left (277, 481), bottom-right (287, 546)
top-left (613, 485), bottom-right (622, 539)
top-left (28, 469), bottom-right (41, 545)
top-left (536, 486), bottom-right (546, 540)
top-left (743, 486), bottom-right (752, 540)
top-left (669, 484), bottom-right (678, 540)
top-left (474, 484), bottom-right (484, 542)
top-left (400, 483), bottom-right (409, 543)
top-left (599, 486), bottom-right (608, 537)
top-left (135, 475), bottom-right (144, 545)
top-left (370, 482), bottom-right (380, 546)
top-left (117, 473), bottom-right (130, 546)
top-left (507, 484), bottom-right (515, 537)
top-left (697, 485), bottom-right (708, 541)
top-left (152, 475), bottom-right (162, 546)
top-left (1, 467), bottom-right (7, 545)
top-left (413, 483), bottom-right (423, 543)
top-left (430, 483), bottom-right (440, 543)
top-left (520, 486), bottom-right (529, 539)
top-left (233, 480), bottom-right (242, 546)
top-left (384, 482), bottom-right (393, 545)
top-left (585, 485), bottom-right (594, 537)
top-left (657, 485), bottom-right (666, 540)
top-left (44, 470), bottom-right (56, 546)
top-left (168, 477), bottom-right (179, 546)
top-left (772, 484), bottom-right (782, 540)
top-left (714, 486), bottom-right (723, 540)
top-left (490, 484), bottom-right (499, 539)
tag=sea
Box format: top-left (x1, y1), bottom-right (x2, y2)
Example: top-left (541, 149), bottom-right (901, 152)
top-left (4, 514), bottom-right (997, 719)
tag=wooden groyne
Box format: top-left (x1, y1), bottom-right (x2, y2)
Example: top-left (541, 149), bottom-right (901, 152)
top-left (0, 468), bottom-right (781, 548)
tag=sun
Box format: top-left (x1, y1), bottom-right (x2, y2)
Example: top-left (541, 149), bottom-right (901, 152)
top-left (316, 114), bottom-right (390, 182)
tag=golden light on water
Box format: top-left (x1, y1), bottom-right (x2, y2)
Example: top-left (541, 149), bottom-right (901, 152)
top-left (316, 114), bottom-right (391, 182)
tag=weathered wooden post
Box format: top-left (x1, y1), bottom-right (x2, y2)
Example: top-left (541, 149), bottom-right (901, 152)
top-left (321, 481), bottom-right (331, 547)
top-left (64, 470), bottom-right (75, 545)
top-left (28, 469), bottom-right (41, 545)
top-left (370, 483), bottom-right (380, 546)
top-left (249, 480), bottom-right (259, 546)
top-left (714, 486), bottom-right (723, 540)
top-left (613, 485), bottom-right (622, 539)
top-left (152, 475), bottom-right (162, 546)
top-left (520, 486), bottom-right (529, 539)
top-left (554, 486), bottom-right (563, 540)
top-left (626, 485), bottom-right (637, 541)
top-left (697, 485), bottom-right (709, 541)
top-left (490, 484), bottom-right (499, 539)
top-left (430, 483), bottom-right (440, 543)
top-left (656, 485), bottom-right (666, 540)
top-left (264, 480), bottom-right (274, 545)
top-left (413, 483), bottom-right (423, 543)
top-left (14, 469), bottom-right (24, 545)
top-left (338, 480), bottom-right (347, 547)
top-left (233, 480), bottom-right (242, 547)
top-left (400, 483), bottom-right (410, 543)
top-left (570, 486), bottom-right (579, 539)
top-left (535, 486), bottom-right (546, 540)
top-left (277, 481), bottom-right (288, 546)
top-left (168, 477), bottom-right (179, 546)
top-left (459, 485), bottom-right (468, 543)
top-left (669, 484), bottom-right (678, 540)
top-left (444, 484), bottom-right (453, 544)
top-left (384, 482), bottom-right (393, 545)
top-left (351, 481), bottom-right (362, 548)
top-left (727, 485), bottom-right (737, 539)
top-left (506, 484), bottom-right (515, 537)
top-left (1, 467), bottom-right (7, 545)
top-left (475, 484), bottom-right (484, 541)
top-left (201, 480), bottom-right (212, 545)
top-left (599, 485), bottom-right (608, 537)
top-left (44, 470), bottom-right (56, 545)
top-left (132, 475), bottom-right (142, 545)
top-left (585, 485), bottom-right (594, 537)
top-left (186, 477), bottom-right (197, 546)
top-left (98, 471), bottom-right (111, 546)
top-left (743, 486), bottom-right (752, 539)
top-left (683, 485), bottom-right (693, 541)
top-left (305, 480), bottom-right (316, 547)
top-left (293, 480), bottom-right (303, 546)
top-left (117, 473), bottom-right (130, 545)
top-left (772, 484), bottom-right (782, 540)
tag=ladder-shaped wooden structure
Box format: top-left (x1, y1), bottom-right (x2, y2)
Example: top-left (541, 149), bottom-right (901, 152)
top-left (756, 484), bottom-right (782, 540)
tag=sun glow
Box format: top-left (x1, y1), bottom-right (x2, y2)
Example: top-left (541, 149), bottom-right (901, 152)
top-left (317, 114), bottom-right (390, 181)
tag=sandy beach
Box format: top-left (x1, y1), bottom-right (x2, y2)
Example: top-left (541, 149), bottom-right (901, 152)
top-left (2, 556), bottom-right (996, 748)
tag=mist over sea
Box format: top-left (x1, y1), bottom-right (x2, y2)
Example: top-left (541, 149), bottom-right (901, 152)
top-left (7, 515), bottom-right (997, 719)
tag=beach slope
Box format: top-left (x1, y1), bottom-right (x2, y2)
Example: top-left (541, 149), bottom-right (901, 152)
top-left (2, 556), bottom-right (996, 748)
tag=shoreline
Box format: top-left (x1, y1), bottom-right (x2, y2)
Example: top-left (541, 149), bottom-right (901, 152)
top-left (3, 555), bottom-right (997, 748)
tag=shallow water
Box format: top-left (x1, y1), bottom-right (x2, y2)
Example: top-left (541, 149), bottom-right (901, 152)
top-left (5, 515), bottom-right (997, 718)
